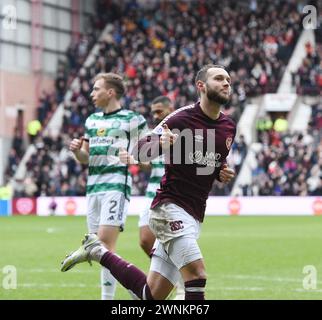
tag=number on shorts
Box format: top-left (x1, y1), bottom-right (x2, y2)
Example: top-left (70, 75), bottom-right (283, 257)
top-left (109, 200), bottom-right (117, 214)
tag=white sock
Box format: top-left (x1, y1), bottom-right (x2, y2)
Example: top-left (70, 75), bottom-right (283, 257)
top-left (90, 245), bottom-right (108, 262)
top-left (101, 266), bottom-right (117, 300)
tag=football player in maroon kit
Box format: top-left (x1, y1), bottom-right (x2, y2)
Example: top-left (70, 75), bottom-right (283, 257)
top-left (61, 64), bottom-right (236, 300)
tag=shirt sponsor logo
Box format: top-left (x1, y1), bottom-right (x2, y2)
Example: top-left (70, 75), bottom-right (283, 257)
top-left (90, 136), bottom-right (115, 145)
top-left (189, 151), bottom-right (222, 167)
top-left (194, 134), bottom-right (204, 143)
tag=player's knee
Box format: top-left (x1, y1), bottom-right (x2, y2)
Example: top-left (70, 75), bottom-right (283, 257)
top-left (189, 270), bottom-right (207, 281)
top-left (181, 260), bottom-right (207, 281)
top-left (196, 265), bottom-right (207, 280)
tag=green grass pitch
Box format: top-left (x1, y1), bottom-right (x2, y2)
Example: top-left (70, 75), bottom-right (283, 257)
top-left (0, 215), bottom-right (322, 300)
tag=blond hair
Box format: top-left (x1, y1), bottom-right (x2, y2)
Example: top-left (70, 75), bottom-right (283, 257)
top-left (94, 73), bottom-right (126, 99)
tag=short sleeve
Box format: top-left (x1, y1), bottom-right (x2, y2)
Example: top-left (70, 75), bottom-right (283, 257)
top-left (151, 110), bottom-right (181, 135)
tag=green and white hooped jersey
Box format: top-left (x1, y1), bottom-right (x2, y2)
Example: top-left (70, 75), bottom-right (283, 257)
top-left (145, 155), bottom-right (165, 199)
top-left (84, 109), bottom-right (148, 200)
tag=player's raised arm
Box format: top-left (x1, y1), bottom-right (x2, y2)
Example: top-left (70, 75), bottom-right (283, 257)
top-left (160, 124), bottom-right (178, 150)
top-left (132, 123), bottom-right (178, 162)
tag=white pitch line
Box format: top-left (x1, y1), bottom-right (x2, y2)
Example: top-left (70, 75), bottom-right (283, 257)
top-left (25, 268), bottom-right (94, 273)
top-left (294, 288), bottom-right (322, 293)
top-left (19, 283), bottom-right (100, 288)
top-left (222, 274), bottom-right (322, 284)
top-left (215, 287), bottom-right (264, 291)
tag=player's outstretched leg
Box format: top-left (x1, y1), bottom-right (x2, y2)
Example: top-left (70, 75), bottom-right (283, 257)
top-left (61, 234), bottom-right (106, 272)
top-left (61, 234), bottom-right (155, 300)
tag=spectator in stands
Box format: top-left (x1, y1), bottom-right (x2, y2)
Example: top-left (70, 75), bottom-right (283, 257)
top-left (11, 0), bottom-right (312, 198)
top-left (273, 115), bottom-right (288, 132)
top-left (294, 42), bottom-right (322, 95)
top-left (27, 119), bottom-right (42, 144)
top-left (246, 101), bottom-right (321, 196)
top-left (0, 183), bottom-right (12, 200)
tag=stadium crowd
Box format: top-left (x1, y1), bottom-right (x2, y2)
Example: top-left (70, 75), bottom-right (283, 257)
top-left (293, 2), bottom-right (322, 95)
top-left (7, 0), bottom-right (316, 197)
top-left (293, 41), bottom-right (322, 95)
top-left (242, 101), bottom-right (322, 196)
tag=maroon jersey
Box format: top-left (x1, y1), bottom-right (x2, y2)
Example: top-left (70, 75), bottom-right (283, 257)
top-left (135, 101), bottom-right (236, 222)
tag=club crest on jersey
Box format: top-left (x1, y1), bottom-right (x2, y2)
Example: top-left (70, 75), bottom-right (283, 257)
top-left (97, 128), bottom-right (106, 136)
top-left (226, 137), bottom-right (233, 150)
top-left (112, 120), bottom-right (121, 129)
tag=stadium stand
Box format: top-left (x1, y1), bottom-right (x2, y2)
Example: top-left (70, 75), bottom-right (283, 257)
top-left (244, 99), bottom-right (321, 196)
top-left (293, 41), bottom-right (322, 95)
top-left (7, 0), bottom-right (320, 198)
top-left (293, 6), bottom-right (322, 95)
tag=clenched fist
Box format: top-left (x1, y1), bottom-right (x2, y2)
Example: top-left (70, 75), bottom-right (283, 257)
top-left (119, 148), bottom-right (137, 165)
top-left (160, 124), bottom-right (178, 150)
top-left (219, 164), bottom-right (235, 184)
top-left (69, 137), bottom-right (84, 153)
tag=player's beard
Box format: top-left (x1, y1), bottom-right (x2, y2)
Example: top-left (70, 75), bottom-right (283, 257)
top-left (206, 84), bottom-right (230, 105)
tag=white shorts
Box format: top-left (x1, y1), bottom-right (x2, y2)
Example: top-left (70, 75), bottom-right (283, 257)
top-left (138, 198), bottom-right (153, 228)
top-left (87, 191), bottom-right (129, 233)
top-left (149, 202), bottom-right (201, 246)
top-left (148, 203), bottom-right (203, 281)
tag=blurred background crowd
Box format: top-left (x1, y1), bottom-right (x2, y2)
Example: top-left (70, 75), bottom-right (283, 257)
top-left (5, 0), bottom-right (321, 198)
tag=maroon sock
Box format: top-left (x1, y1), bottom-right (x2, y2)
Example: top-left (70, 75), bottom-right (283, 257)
top-left (185, 279), bottom-right (206, 300)
top-left (100, 252), bottom-right (153, 300)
